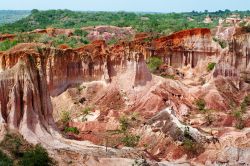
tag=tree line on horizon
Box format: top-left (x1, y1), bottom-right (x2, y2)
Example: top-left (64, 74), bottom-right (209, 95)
top-left (0, 9), bottom-right (250, 34)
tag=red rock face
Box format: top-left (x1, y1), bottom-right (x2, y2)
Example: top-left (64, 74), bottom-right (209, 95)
top-left (0, 56), bottom-right (55, 143)
top-left (0, 27), bottom-right (249, 165)
top-left (0, 34), bottom-right (16, 41)
top-left (149, 28), bottom-right (219, 68)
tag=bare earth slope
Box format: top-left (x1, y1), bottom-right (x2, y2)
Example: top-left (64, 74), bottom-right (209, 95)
top-left (0, 27), bottom-right (250, 165)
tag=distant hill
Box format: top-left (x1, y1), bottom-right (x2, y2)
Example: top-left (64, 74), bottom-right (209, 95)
top-left (0, 9), bottom-right (250, 34)
top-left (0, 10), bottom-right (30, 25)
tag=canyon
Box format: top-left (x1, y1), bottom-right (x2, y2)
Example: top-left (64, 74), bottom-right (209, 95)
top-left (0, 26), bottom-right (250, 165)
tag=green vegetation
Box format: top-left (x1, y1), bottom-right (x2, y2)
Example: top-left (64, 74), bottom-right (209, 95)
top-left (60, 111), bottom-right (71, 124)
top-left (2, 10), bottom-right (250, 34)
top-left (207, 62), bottom-right (216, 72)
top-left (132, 159), bottom-right (150, 166)
top-left (0, 32), bottom-right (90, 51)
top-left (204, 110), bottom-right (214, 126)
top-left (213, 37), bottom-right (227, 49)
top-left (0, 10), bottom-right (30, 25)
top-left (117, 115), bottom-right (140, 147)
top-left (233, 109), bottom-right (245, 130)
top-left (147, 56), bottom-right (163, 73)
top-left (121, 134), bottom-right (140, 147)
top-left (64, 127), bottom-right (80, 135)
top-left (19, 144), bottom-right (53, 166)
top-left (80, 107), bottom-right (93, 122)
top-left (0, 39), bottom-right (19, 51)
top-left (231, 94), bottom-right (250, 129)
top-left (73, 29), bottom-right (88, 37)
top-left (0, 133), bottom-right (54, 166)
top-left (182, 127), bottom-right (204, 155)
top-left (0, 149), bottom-right (13, 166)
top-left (195, 98), bottom-right (206, 111)
top-left (110, 115), bottom-right (140, 147)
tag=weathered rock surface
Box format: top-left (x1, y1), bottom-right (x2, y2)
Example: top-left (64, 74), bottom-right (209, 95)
top-left (0, 27), bottom-right (250, 165)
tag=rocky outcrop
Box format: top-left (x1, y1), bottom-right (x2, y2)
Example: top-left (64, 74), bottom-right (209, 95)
top-left (213, 28), bottom-right (250, 82)
top-left (151, 28), bottom-right (219, 68)
top-left (0, 27), bottom-right (250, 165)
top-left (0, 56), bottom-right (55, 143)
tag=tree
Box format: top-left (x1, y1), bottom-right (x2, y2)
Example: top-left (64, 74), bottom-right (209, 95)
top-left (31, 9), bottom-right (39, 14)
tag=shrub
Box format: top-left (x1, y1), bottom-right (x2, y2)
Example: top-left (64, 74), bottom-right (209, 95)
top-left (38, 34), bottom-right (51, 44)
top-left (19, 144), bottom-right (53, 166)
top-left (235, 119), bottom-right (245, 130)
top-left (204, 111), bottom-right (214, 126)
top-left (0, 150), bottom-right (13, 166)
top-left (16, 33), bottom-right (40, 43)
top-left (240, 94), bottom-right (250, 113)
top-left (60, 111), bottom-right (71, 124)
top-left (182, 127), bottom-right (203, 155)
top-left (0, 133), bottom-right (22, 157)
top-left (80, 37), bottom-right (90, 44)
top-left (107, 38), bottom-right (118, 45)
top-left (207, 62), bottom-right (216, 72)
top-left (119, 116), bottom-right (130, 132)
top-left (67, 37), bottom-right (78, 48)
top-left (195, 98), bottom-right (206, 111)
top-left (232, 109), bottom-right (245, 130)
top-left (182, 138), bottom-right (200, 155)
top-left (147, 57), bottom-right (163, 73)
top-left (243, 94), bottom-right (250, 106)
top-left (74, 29), bottom-right (88, 37)
top-left (64, 127), bottom-right (79, 135)
top-left (132, 159), bottom-right (150, 166)
top-left (0, 40), bottom-right (19, 51)
top-left (121, 134), bottom-right (140, 147)
top-left (213, 37), bottom-right (227, 49)
top-left (81, 107), bottom-right (93, 122)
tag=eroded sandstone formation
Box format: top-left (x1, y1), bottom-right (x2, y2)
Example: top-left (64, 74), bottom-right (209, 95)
top-left (0, 27), bottom-right (249, 165)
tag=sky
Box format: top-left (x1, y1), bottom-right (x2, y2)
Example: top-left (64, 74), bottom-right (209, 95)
top-left (0, 0), bottom-right (250, 13)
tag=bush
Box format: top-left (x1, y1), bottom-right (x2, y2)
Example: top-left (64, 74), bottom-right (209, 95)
top-left (195, 98), bottom-right (206, 111)
top-left (243, 94), bottom-right (250, 106)
top-left (107, 38), bottom-right (118, 45)
top-left (121, 134), bottom-right (140, 147)
top-left (232, 109), bottom-right (245, 130)
top-left (204, 111), bottom-right (214, 126)
top-left (74, 29), bottom-right (88, 37)
top-left (80, 107), bottom-right (93, 122)
top-left (19, 144), bottom-right (53, 166)
top-left (207, 62), bottom-right (216, 71)
top-left (0, 133), bottom-right (22, 157)
top-left (80, 37), bottom-right (90, 44)
top-left (182, 138), bottom-right (201, 155)
top-left (0, 40), bottom-right (19, 51)
top-left (119, 116), bottom-right (130, 132)
top-left (0, 150), bottom-right (13, 166)
top-left (182, 127), bottom-right (203, 155)
top-left (38, 34), bottom-right (51, 44)
top-left (60, 111), bottom-right (71, 124)
top-left (147, 57), bottom-right (163, 73)
top-left (64, 127), bottom-right (79, 135)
